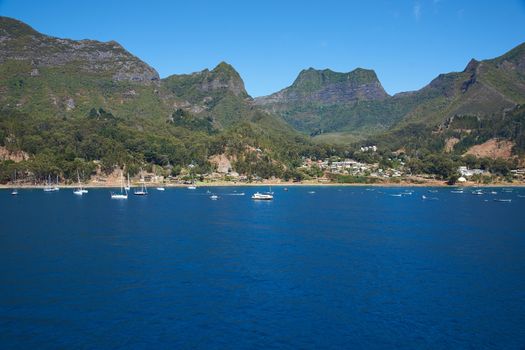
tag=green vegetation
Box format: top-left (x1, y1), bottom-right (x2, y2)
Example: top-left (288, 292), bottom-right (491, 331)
top-left (0, 16), bottom-right (523, 185)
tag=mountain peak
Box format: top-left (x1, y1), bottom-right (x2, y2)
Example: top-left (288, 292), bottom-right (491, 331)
top-left (257, 66), bottom-right (388, 106)
top-left (212, 61), bottom-right (237, 74)
top-left (205, 61), bottom-right (247, 97)
top-left (290, 67), bottom-right (385, 97)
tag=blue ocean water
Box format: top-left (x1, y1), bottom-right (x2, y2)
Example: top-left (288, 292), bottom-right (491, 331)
top-left (1, 186), bottom-right (525, 349)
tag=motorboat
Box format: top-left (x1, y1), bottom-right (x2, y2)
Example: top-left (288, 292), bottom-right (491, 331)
top-left (251, 192), bottom-right (273, 200)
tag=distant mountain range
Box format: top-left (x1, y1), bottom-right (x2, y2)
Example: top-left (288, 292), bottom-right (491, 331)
top-left (0, 15), bottom-right (524, 170)
top-left (256, 43), bottom-right (525, 141)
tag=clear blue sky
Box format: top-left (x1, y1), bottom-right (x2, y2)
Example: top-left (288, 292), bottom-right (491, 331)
top-left (1, 0), bottom-right (524, 97)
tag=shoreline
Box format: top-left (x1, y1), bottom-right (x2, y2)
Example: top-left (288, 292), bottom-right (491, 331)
top-left (1, 181), bottom-right (524, 189)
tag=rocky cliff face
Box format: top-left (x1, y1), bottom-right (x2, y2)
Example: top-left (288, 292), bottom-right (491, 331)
top-left (256, 68), bottom-right (388, 105)
top-left (0, 16), bottom-right (159, 84)
top-left (162, 61), bottom-right (248, 102)
top-left (254, 67), bottom-right (391, 134)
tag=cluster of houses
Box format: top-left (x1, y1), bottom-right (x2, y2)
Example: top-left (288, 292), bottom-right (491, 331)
top-left (132, 152), bottom-right (525, 184)
top-left (301, 158), bottom-right (403, 178)
top-left (456, 166), bottom-right (486, 182)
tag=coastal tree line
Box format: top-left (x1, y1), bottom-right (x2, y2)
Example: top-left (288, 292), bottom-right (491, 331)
top-left (0, 107), bottom-right (520, 184)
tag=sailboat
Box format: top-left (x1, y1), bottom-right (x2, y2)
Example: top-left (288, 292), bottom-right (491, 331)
top-left (73, 171), bottom-right (88, 195)
top-left (153, 168), bottom-right (165, 191)
top-left (125, 173), bottom-right (131, 191)
top-left (53, 175), bottom-right (60, 191)
top-left (187, 164), bottom-right (197, 189)
top-left (11, 170), bottom-right (18, 195)
top-left (133, 175), bottom-right (148, 196)
top-left (111, 172), bottom-right (128, 199)
top-left (43, 174), bottom-right (58, 192)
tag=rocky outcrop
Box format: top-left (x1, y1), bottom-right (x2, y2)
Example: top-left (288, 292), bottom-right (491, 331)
top-left (198, 62), bottom-right (247, 97)
top-left (0, 146), bottom-right (29, 162)
top-left (162, 61), bottom-right (248, 101)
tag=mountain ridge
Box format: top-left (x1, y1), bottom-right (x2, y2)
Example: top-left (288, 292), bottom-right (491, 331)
top-left (0, 15), bottom-right (524, 175)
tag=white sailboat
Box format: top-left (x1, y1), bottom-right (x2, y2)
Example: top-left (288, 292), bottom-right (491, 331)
top-left (187, 163), bottom-right (197, 189)
top-left (43, 174), bottom-right (58, 192)
top-left (53, 175), bottom-right (60, 191)
top-left (153, 168), bottom-right (165, 191)
top-left (111, 172), bottom-right (128, 199)
top-left (125, 173), bottom-right (131, 191)
top-left (11, 170), bottom-right (18, 195)
top-left (73, 171), bottom-right (87, 195)
top-left (133, 175), bottom-right (148, 196)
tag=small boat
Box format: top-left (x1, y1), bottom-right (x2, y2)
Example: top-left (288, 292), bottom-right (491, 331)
top-left (308, 191), bottom-right (316, 194)
top-left (472, 190), bottom-right (483, 195)
top-left (210, 194), bottom-right (219, 200)
top-left (11, 171), bottom-right (18, 195)
top-left (490, 191), bottom-right (498, 195)
top-left (111, 193), bottom-right (128, 200)
top-left (53, 175), bottom-right (60, 191)
top-left (133, 170), bottom-right (148, 195)
top-left (156, 187), bottom-right (165, 191)
top-left (43, 175), bottom-right (59, 192)
top-left (188, 185), bottom-right (197, 190)
top-left (422, 195), bottom-right (438, 200)
top-left (74, 171), bottom-right (87, 195)
top-left (251, 192), bottom-right (273, 200)
top-left (125, 173), bottom-right (131, 191)
top-left (494, 198), bottom-right (512, 202)
top-left (451, 190), bottom-right (464, 194)
top-left (390, 194), bottom-right (403, 197)
top-left (134, 180), bottom-right (148, 196)
top-left (111, 172), bottom-right (128, 199)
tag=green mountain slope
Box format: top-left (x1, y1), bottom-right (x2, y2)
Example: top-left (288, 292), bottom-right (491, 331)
top-left (256, 42), bottom-right (525, 155)
top-left (0, 16), bottom-right (321, 182)
top-left (371, 42), bottom-right (525, 154)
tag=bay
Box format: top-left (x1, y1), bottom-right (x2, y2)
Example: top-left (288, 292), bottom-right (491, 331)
top-left (1, 186), bottom-right (524, 349)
